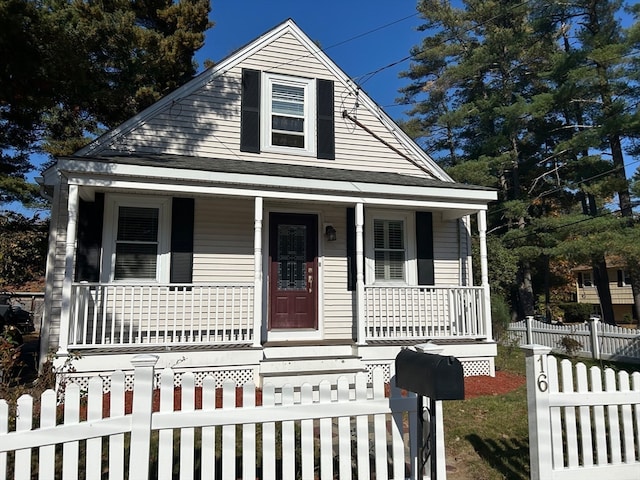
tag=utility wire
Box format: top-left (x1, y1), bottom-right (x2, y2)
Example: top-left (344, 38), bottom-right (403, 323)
top-left (353, 0), bottom-right (533, 86)
top-left (262, 12), bottom-right (420, 76)
top-left (501, 206), bottom-right (635, 245)
top-left (486, 157), bottom-right (640, 219)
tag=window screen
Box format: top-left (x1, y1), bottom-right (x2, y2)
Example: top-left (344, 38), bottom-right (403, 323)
top-left (271, 83), bottom-right (305, 148)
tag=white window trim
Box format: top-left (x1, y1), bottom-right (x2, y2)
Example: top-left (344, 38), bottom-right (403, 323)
top-left (261, 73), bottom-right (316, 156)
top-left (620, 270), bottom-right (630, 286)
top-left (365, 209), bottom-right (416, 286)
top-left (582, 271), bottom-right (593, 287)
top-left (101, 194), bottom-right (171, 283)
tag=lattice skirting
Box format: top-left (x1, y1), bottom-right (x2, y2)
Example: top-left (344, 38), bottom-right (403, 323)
top-left (364, 357), bottom-right (494, 383)
top-left (364, 363), bottom-right (392, 383)
top-left (461, 358), bottom-right (494, 377)
top-left (60, 367), bottom-right (255, 394)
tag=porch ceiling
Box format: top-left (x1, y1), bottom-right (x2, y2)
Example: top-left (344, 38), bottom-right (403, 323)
top-left (52, 153), bottom-right (497, 214)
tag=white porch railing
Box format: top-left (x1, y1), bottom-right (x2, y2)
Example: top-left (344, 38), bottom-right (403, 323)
top-left (69, 283), bottom-right (254, 348)
top-left (364, 286), bottom-right (487, 340)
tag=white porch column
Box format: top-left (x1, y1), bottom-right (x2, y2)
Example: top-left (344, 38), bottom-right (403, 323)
top-left (58, 183), bottom-right (79, 355)
top-left (356, 203), bottom-right (366, 345)
top-left (253, 196), bottom-right (263, 348)
top-left (478, 209), bottom-right (493, 340)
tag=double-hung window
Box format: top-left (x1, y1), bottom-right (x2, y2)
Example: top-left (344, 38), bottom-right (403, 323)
top-left (102, 195), bottom-right (170, 282)
top-left (374, 220), bottom-right (405, 281)
top-left (581, 271), bottom-right (593, 287)
top-left (262, 73), bottom-right (315, 154)
top-left (366, 211), bottom-right (416, 284)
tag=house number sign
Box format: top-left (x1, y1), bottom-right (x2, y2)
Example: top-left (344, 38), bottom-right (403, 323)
top-left (536, 356), bottom-right (548, 392)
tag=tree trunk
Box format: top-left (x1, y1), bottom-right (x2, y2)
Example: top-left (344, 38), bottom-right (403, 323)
top-left (592, 258), bottom-right (615, 325)
top-left (626, 264), bottom-right (640, 327)
top-left (517, 261), bottom-right (535, 318)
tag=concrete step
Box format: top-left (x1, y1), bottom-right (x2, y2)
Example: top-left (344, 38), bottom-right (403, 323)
top-left (259, 355), bottom-right (366, 387)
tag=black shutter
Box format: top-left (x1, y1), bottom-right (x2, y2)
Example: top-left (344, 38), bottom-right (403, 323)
top-left (75, 193), bottom-right (104, 282)
top-left (416, 212), bottom-right (435, 286)
top-left (578, 273), bottom-right (584, 287)
top-left (317, 79), bottom-right (335, 160)
top-left (170, 198), bottom-right (195, 284)
top-left (347, 208), bottom-right (356, 291)
top-left (618, 270), bottom-right (624, 287)
top-left (240, 69), bottom-right (261, 153)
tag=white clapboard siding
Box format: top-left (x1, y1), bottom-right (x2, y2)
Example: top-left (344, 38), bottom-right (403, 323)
top-left (433, 215), bottom-right (463, 285)
top-left (0, 360), bottom-right (424, 480)
top-left (102, 31), bottom-right (430, 177)
top-left (525, 346), bottom-right (640, 480)
top-left (193, 197), bottom-right (254, 283)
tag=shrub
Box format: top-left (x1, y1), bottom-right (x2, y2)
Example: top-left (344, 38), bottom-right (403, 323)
top-left (558, 302), bottom-right (592, 323)
top-left (558, 336), bottom-right (582, 356)
top-left (491, 293), bottom-right (512, 342)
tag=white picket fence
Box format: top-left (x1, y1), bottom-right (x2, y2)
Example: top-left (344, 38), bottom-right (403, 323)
top-left (523, 345), bottom-right (640, 479)
top-left (507, 317), bottom-right (640, 363)
top-left (0, 355), bottom-right (429, 480)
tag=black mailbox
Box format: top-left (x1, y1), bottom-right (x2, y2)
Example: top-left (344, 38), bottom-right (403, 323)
top-left (395, 348), bottom-right (465, 400)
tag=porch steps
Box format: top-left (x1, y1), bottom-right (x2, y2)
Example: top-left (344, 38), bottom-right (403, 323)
top-left (259, 344), bottom-right (366, 387)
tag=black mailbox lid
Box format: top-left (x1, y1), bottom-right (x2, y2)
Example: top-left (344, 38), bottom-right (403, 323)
top-left (395, 349), bottom-right (465, 400)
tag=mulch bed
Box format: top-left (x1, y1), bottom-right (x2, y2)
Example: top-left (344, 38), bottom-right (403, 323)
top-left (463, 370), bottom-right (526, 399)
top-left (72, 371), bottom-right (526, 418)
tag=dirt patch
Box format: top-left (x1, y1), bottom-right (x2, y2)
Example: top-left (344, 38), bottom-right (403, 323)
top-left (464, 370), bottom-right (526, 399)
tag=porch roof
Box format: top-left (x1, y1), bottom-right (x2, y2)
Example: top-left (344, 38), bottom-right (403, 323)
top-left (47, 153), bottom-right (497, 212)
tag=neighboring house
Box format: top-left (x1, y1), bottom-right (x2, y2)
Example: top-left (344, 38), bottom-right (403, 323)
top-left (38, 19), bottom-right (497, 388)
top-left (575, 261), bottom-right (634, 323)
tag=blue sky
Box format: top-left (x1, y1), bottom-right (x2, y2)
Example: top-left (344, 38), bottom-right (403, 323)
top-left (196, 1), bottom-right (424, 119)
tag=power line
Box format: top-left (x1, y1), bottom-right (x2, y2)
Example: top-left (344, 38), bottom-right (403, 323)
top-left (486, 157), bottom-right (640, 219)
top-left (501, 206), bottom-right (633, 245)
top-left (262, 12), bottom-right (420, 77)
top-left (353, 0), bottom-right (534, 86)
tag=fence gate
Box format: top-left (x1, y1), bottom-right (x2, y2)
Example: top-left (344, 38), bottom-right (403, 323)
top-left (523, 345), bottom-right (640, 479)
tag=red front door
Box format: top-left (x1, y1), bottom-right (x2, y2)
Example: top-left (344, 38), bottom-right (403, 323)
top-left (269, 213), bottom-right (318, 329)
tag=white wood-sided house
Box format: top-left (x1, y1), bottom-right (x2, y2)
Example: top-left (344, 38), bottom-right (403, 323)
top-left (39, 20), bottom-right (497, 388)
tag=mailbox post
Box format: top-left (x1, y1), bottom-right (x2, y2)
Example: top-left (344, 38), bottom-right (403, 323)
top-left (395, 344), bottom-right (465, 479)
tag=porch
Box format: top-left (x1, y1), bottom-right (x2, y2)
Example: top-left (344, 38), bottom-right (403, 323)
top-left (66, 283), bottom-right (489, 350)
top-left (45, 157), bottom-right (497, 383)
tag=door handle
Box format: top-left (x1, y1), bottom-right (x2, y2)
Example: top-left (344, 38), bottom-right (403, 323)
top-left (307, 267), bottom-right (313, 293)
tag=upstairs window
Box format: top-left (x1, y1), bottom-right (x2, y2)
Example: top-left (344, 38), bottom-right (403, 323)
top-left (241, 69), bottom-right (334, 159)
top-left (271, 83), bottom-right (306, 148)
top-left (581, 271), bottom-right (593, 287)
top-left (262, 73), bottom-right (315, 155)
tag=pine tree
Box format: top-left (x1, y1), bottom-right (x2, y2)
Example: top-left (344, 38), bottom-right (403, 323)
top-left (401, 0), bottom-right (562, 318)
top-left (0, 0), bottom-right (212, 205)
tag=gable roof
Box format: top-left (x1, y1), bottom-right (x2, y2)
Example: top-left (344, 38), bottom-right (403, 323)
top-left (75, 19), bottom-right (453, 182)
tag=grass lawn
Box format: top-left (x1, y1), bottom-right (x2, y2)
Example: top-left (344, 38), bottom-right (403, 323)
top-left (442, 345), bottom-right (640, 479)
top-left (443, 345), bottom-right (530, 480)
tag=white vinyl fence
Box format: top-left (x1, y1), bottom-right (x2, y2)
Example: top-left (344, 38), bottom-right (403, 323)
top-left (507, 317), bottom-right (640, 363)
top-left (523, 345), bottom-right (640, 480)
top-left (0, 355), bottom-right (430, 480)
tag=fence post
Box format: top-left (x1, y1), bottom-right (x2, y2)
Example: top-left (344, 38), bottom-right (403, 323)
top-left (129, 354), bottom-right (158, 480)
top-left (588, 316), bottom-right (601, 360)
top-left (521, 344), bottom-right (553, 480)
top-left (525, 315), bottom-right (533, 344)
